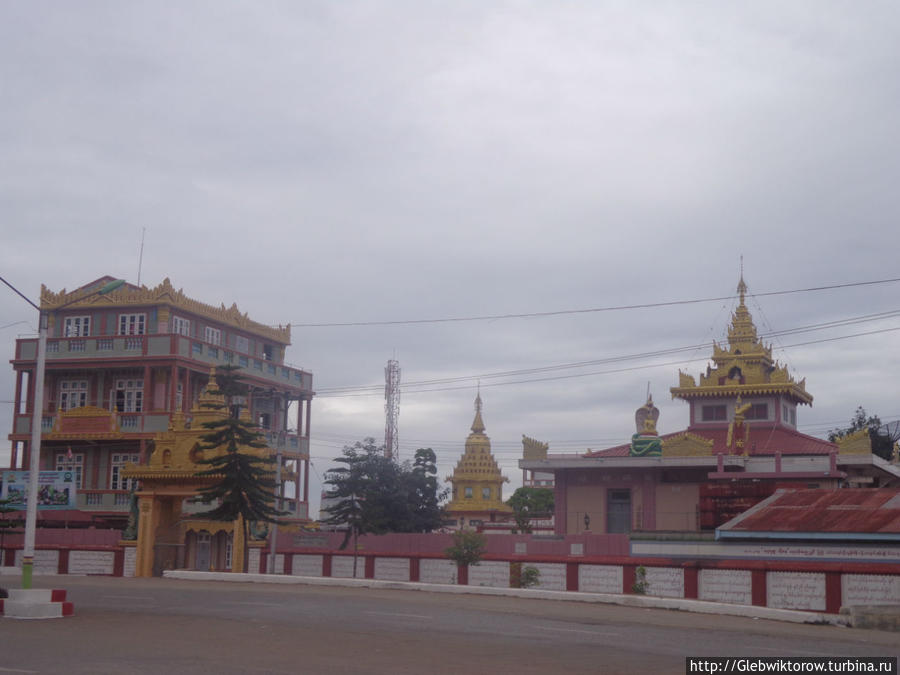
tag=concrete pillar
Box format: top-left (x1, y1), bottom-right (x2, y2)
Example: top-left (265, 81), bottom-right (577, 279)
top-left (566, 562), bottom-right (579, 591)
top-left (683, 564), bottom-right (699, 599)
top-left (825, 572), bottom-right (842, 614)
top-left (135, 494), bottom-right (159, 577)
top-left (623, 564), bottom-right (636, 594)
top-left (232, 515), bottom-right (246, 573)
top-left (751, 569), bottom-right (767, 607)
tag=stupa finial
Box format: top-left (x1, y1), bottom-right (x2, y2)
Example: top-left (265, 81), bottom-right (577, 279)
top-left (471, 386), bottom-right (485, 434)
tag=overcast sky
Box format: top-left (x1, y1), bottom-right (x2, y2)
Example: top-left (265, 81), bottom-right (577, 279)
top-left (2, 2), bottom-right (899, 515)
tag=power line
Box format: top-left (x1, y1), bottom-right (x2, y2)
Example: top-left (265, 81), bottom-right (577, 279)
top-left (315, 321), bottom-right (900, 399)
top-left (291, 276), bottom-right (900, 328)
top-left (313, 308), bottom-right (900, 395)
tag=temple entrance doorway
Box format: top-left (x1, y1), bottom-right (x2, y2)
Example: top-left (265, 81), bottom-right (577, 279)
top-left (195, 531), bottom-right (211, 570)
top-left (607, 489), bottom-right (632, 533)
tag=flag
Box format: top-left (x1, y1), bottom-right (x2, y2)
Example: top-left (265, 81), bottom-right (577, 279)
top-left (67, 446), bottom-right (73, 461)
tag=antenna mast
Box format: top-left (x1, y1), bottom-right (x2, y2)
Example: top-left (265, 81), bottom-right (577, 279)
top-left (384, 358), bottom-right (400, 460)
top-left (137, 227), bottom-right (146, 286)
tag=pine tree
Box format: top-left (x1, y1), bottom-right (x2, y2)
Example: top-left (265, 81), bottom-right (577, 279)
top-left (404, 448), bottom-right (447, 533)
top-left (193, 366), bottom-right (283, 568)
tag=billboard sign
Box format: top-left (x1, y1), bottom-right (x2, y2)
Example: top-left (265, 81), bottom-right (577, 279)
top-left (1, 471), bottom-right (78, 510)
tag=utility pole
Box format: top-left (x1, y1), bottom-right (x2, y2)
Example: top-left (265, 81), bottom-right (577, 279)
top-left (384, 359), bottom-right (400, 461)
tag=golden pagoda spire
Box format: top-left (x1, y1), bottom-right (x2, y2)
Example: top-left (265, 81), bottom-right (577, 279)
top-left (445, 391), bottom-right (511, 516)
top-left (670, 273), bottom-right (813, 406)
top-left (727, 274), bottom-right (760, 350)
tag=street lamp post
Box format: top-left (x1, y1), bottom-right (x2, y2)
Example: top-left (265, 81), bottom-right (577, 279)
top-left (1, 276), bottom-right (125, 589)
top-left (268, 442), bottom-right (282, 574)
top-left (21, 309), bottom-right (48, 589)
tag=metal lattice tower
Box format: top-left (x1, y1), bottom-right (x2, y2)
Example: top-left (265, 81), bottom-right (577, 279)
top-left (384, 359), bottom-right (400, 460)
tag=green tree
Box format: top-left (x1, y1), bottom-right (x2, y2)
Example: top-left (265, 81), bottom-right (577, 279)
top-left (323, 439), bottom-right (394, 547)
top-left (402, 448), bottom-right (448, 533)
top-left (193, 366), bottom-right (283, 566)
top-left (828, 406), bottom-right (894, 461)
top-left (445, 529), bottom-right (487, 568)
top-left (507, 487), bottom-right (554, 534)
top-left (322, 441), bottom-right (447, 550)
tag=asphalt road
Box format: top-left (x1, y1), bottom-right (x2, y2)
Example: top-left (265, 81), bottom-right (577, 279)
top-left (1, 575), bottom-right (897, 674)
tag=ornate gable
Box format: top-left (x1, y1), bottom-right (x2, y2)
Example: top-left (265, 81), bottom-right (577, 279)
top-left (661, 432), bottom-right (714, 457)
top-left (41, 276), bottom-right (291, 344)
top-left (670, 276), bottom-right (812, 405)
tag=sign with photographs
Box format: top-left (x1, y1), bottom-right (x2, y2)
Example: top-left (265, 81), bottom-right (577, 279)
top-left (1, 471), bottom-right (77, 510)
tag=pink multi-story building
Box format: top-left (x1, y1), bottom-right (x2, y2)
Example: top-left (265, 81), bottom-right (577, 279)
top-left (6, 276), bottom-right (314, 527)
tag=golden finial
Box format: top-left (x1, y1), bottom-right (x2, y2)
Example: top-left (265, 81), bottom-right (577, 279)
top-left (737, 258), bottom-right (747, 306)
top-left (471, 387), bottom-right (486, 434)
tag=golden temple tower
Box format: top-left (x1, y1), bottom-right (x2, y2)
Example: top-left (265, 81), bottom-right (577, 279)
top-left (445, 393), bottom-right (512, 528)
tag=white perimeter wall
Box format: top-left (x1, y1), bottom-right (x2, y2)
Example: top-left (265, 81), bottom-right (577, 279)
top-left (421, 559), bottom-right (457, 585)
top-left (374, 557), bottom-right (409, 582)
top-left (69, 550), bottom-right (114, 575)
top-left (292, 554), bottom-right (323, 576)
top-left (468, 561), bottom-right (509, 588)
top-left (699, 569), bottom-right (752, 605)
top-left (767, 572), bottom-right (826, 611)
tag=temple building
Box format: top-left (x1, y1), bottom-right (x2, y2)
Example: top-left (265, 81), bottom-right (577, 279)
top-left (445, 393), bottom-right (512, 529)
top-left (520, 276), bottom-right (900, 536)
top-left (6, 276), bottom-right (314, 536)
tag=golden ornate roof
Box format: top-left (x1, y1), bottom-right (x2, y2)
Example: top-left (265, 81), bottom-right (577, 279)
top-left (41, 276), bottom-right (291, 344)
top-left (835, 428), bottom-right (872, 455)
top-left (123, 367), bottom-right (273, 482)
top-left (670, 276), bottom-right (813, 405)
top-left (661, 432), bottom-right (714, 457)
top-left (445, 394), bottom-right (511, 513)
top-left (522, 434), bottom-right (549, 461)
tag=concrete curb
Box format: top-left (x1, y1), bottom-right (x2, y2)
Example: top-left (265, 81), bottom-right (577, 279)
top-left (840, 605), bottom-right (900, 632)
top-left (0, 588), bottom-right (74, 620)
top-left (163, 570), bottom-right (849, 627)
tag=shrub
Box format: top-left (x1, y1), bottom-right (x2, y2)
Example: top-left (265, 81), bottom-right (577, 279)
top-left (520, 566), bottom-right (541, 589)
top-left (445, 529), bottom-right (487, 567)
top-left (631, 565), bottom-right (649, 594)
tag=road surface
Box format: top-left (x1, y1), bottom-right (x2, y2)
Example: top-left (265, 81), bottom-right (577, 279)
top-left (1, 575), bottom-right (897, 674)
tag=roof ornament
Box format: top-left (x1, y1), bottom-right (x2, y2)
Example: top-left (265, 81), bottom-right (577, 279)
top-left (630, 393), bottom-right (662, 457)
top-left (634, 393), bottom-right (660, 437)
top-left (737, 256), bottom-right (748, 307)
top-left (471, 384), bottom-right (486, 434)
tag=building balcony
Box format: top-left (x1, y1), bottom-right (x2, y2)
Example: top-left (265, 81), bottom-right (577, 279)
top-left (277, 499), bottom-right (309, 520)
top-left (14, 335), bottom-right (314, 393)
top-left (77, 489), bottom-right (133, 512)
top-left (13, 412), bottom-right (313, 455)
top-left (261, 431), bottom-right (310, 458)
top-left (12, 410), bottom-right (173, 438)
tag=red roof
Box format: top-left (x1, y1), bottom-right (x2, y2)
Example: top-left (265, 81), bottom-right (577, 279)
top-left (722, 489), bottom-right (900, 535)
top-left (584, 424), bottom-right (837, 458)
top-left (691, 425), bottom-right (837, 455)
